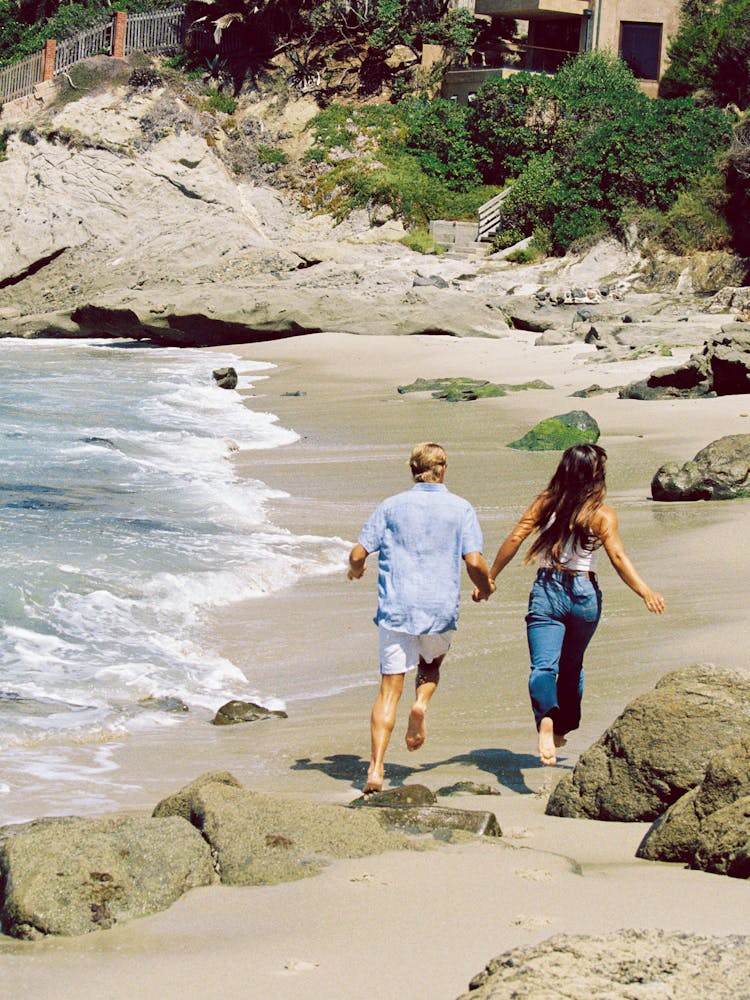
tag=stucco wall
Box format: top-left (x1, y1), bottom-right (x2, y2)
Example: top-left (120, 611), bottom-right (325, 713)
top-left (592, 0), bottom-right (681, 79)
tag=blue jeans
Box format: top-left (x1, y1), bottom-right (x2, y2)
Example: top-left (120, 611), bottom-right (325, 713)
top-left (525, 568), bottom-right (602, 735)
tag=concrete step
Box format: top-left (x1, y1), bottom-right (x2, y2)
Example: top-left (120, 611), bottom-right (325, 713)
top-left (430, 220), bottom-right (478, 246)
top-left (441, 243), bottom-right (494, 260)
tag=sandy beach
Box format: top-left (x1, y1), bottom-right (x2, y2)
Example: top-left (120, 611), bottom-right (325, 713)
top-left (2, 330), bottom-right (750, 999)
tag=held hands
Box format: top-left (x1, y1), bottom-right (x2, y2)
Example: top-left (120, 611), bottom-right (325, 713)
top-left (472, 579), bottom-right (496, 603)
top-left (348, 544), bottom-right (367, 581)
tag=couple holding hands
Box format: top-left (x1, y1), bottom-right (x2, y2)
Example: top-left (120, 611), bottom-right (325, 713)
top-left (348, 441), bottom-right (665, 795)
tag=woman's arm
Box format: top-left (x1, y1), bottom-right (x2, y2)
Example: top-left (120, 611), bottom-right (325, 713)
top-left (593, 506), bottom-right (665, 614)
top-left (488, 497), bottom-right (544, 581)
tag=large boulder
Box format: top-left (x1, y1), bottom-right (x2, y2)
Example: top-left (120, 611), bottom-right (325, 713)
top-left (637, 738), bottom-right (750, 878)
top-left (651, 434), bottom-right (750, 501)
top-left (620, 333), bottom-right (750, 399)
top-left (694, 797), bottom-right (750, 878)
top-left (0, 814), bottom-right (216, 939)
top-left (546, 665), bottom-right (750, 821)
top-left (459, 929), bottom-right (750, 1000)
top-left (211, 699), bottom-right (288, 725)
top-left (619, 355), bottom-right (713, 399)
top-left (153, 774), bottom-right (410, 885)
top-left (507, 410), bottom-right (600, 451)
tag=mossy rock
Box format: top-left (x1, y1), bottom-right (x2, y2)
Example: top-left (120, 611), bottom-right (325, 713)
top-left (397, 377), bottom-right (552, 403)
top-left (508, 410), bottom-right (600, 451)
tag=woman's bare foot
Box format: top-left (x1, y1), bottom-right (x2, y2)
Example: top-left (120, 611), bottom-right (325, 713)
top-left (363, 764), bottom-right (383, 795)
top-left (554, 733), bottom-right (567, 749)
top-left (538, 717), bottom-right (557, 766)
top-left (405, 704), bottom-right (426, 751)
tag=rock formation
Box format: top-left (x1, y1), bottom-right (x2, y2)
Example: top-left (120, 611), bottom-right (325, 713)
top-left (637, 737), bottom-right (750, 878)
top-left (546, 665), bottom-right (750, 822)
top-left (459, 929), bottom-right (750, 999)
top-left (0, 813), bottom-right (216, 939)
top-left (507, 410), bottom-right (600, 451)
top-left (651, 434), bottom-right (750, 501)
top-left (620, 332), bottom-right (750, 399)
top-left (1, 74), bottom-right (748, 350)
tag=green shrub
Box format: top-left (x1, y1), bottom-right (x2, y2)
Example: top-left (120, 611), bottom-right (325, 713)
top-left (490, 153), bottom-right (556, 248)
top-left (399, 96), bottom-right (482, 188)
top-left (468, 72), bottom-right (556, 184)
top-left (304, 147), bottom-right (326, 163)
top-left (400, 228), bottom-right (446, 254)
top-left (307, 99), bottom-right (497, 226)
top-left (641, 172), bottom-right (733, 252)
top-left (206, 91), bottom-right (238, 115)
top-left (258, 144), bottom-right (288, 165)
top-left (547, 96), bottom-right (733, 251)
top-left (662, 0), bottom-right (750, 109)
top-left (505, 228), bottom-right (552, 263)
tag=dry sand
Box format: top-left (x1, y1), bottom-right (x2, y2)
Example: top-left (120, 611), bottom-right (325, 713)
top-left (2, 331), bottom-right (749, 999)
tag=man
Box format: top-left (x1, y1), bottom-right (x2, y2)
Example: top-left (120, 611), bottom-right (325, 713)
top-left (348, 442), bottom-right (494, 794)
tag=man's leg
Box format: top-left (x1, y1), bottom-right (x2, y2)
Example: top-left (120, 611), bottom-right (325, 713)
top-left (405, 654), bottom-right (445, 751)
top-left (366, 672), bottom-right (405, 793)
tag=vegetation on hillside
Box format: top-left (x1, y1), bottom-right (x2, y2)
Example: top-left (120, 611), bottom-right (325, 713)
top-left (0, 1), bottom-right (177, 61)
top-left (304, 52), bottom-right (735, 255)
top-left (661, 0), bottom-right (750, 108)
top-left (660, 0), bottom-right (750, 253)
top-left (1, 1), bottom-right (747, 259)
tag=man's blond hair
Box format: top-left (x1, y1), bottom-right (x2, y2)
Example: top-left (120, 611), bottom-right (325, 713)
top-left (409, 442), bottom-right (447, 483)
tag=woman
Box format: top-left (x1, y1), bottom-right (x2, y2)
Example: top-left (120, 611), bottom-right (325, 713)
top-left (482, 443), bottom-right (665, 766)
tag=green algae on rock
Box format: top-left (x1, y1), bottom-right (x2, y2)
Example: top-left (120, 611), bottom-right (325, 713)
top-left (397, 377), bottom-right (552, 402)
top-left (508, 410), bottom-right (600, 450)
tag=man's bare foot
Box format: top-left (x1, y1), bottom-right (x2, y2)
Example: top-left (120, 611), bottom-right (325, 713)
top-left (554, 733), bottom-right (567, 749)
top-left (364, 764), bottom-right (383, 795)
top-left (405, 704), bottom-right (426, 751)
top-left (538, 717), bottom-right (557, 766)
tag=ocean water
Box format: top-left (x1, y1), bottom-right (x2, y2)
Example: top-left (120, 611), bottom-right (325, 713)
top-left (0, 338), bottom-right (348, 813)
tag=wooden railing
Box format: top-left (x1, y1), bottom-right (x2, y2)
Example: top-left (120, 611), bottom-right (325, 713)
top-left (477, 184), bottom-right (514, 241)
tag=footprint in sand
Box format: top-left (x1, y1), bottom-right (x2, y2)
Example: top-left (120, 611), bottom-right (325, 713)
top-left (282, 960), bottom-right (319, 974)
top-left (511, 915), bottom-right (553, 930)
top-left (514, 867), bottom-right (554, 882)
top-left (503, 826), bottom-right (534, 839)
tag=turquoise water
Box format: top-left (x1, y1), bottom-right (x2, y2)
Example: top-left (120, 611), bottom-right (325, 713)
top-left (0, 338), bottom-right (347, 809)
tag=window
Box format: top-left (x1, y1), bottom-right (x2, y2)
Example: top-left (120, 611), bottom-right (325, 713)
top-left (620, 21), bottom-right (662, 80)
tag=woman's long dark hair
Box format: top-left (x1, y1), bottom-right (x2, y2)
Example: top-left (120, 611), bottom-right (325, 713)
top-left (524, 444), bottom-right (608, 566)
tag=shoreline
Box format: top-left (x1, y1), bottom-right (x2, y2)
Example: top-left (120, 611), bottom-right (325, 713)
top-left (2, 330), bottom-right (750, 998)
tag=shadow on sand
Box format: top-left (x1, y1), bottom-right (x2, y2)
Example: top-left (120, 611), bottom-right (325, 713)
top-left (292, 747), bottom-right (561, 795)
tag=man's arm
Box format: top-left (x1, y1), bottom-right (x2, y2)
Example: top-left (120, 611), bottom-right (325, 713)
top-left (464, 551), bottom-right (495, 602)
top-left (348, 543), bottom-right (369, 580)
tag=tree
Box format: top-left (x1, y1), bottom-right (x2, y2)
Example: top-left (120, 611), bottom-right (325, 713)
top-left (661, 0), bottom-right (750, 109)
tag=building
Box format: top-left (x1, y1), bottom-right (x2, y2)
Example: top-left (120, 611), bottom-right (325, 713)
top-left (443, 0), bottom-right (682, 101)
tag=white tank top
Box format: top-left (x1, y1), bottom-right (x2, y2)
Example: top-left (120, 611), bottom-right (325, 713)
top-left (539, 513), bottom-right (600, 572)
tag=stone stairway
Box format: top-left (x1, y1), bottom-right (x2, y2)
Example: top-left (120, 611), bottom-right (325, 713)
top-left (429, 220), bottom-right (494, 260)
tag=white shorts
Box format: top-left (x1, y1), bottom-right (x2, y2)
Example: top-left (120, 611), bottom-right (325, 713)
top-left (378, 626), bottom-right (454, 676)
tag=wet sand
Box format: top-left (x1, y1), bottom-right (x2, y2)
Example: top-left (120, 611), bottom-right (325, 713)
top-left (2, 331), bottom-right (749, 999)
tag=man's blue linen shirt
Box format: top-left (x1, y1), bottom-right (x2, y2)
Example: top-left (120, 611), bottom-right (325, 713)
top-left (357, 482), bottom-right (483, 635)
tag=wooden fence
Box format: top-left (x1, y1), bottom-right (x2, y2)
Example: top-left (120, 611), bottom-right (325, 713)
top-left (124, 8), bottom-right (186, 55)
top-left (54, 22), bottom-right (114, 78)
top-left (0, 49), bottom-right (45, 104)
top-left (0, 7), bottom-right (185, 106)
